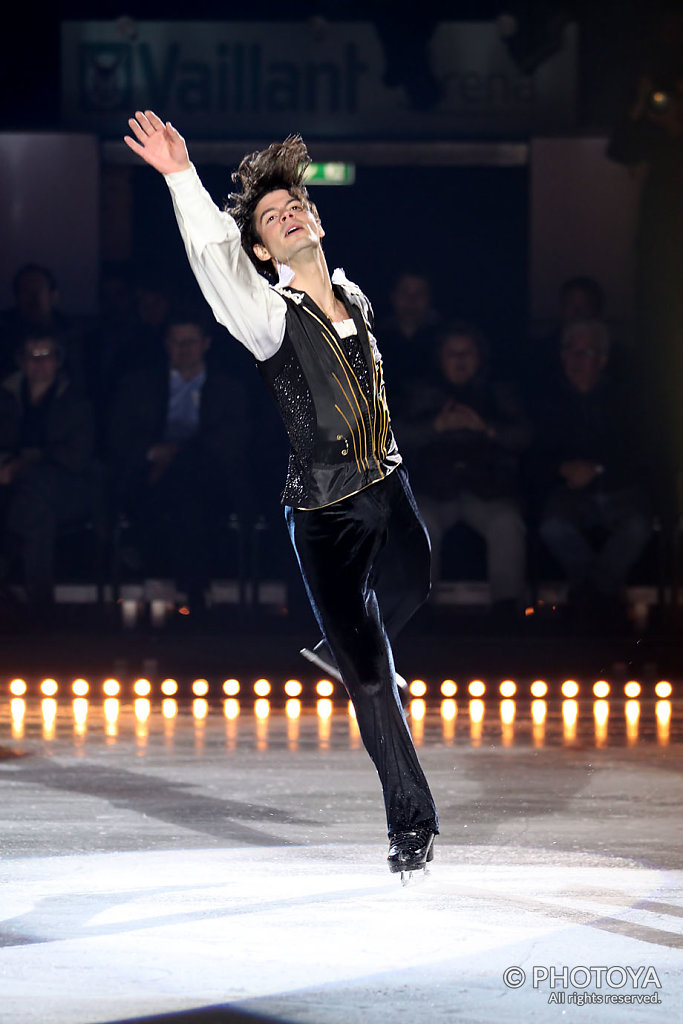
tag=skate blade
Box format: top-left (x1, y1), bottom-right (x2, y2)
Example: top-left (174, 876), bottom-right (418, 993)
top-left (400, 865), bottom-right (429, 886)
top-left (299, 648), bottom-right (343, 683)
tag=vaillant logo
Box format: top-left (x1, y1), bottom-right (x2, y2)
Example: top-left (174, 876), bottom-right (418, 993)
top-left (80, 44), bottom-right (132, 111)
top-left (78, 39), bottom-right (367, 115)
top-left (63, 21), bottom-right (577, 137)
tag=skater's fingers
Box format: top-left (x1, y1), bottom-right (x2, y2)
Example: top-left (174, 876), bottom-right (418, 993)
top-left (123, 134), bottom-right (145, 156)
top-left (127, 117), bottom-right (148, 144)
top-left (145, 110), bottom-right (166, 131)
top-left (134, 109), bottom-right (155, 135)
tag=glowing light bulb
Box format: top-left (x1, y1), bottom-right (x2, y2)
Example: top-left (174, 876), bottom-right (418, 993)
top-left (530, 680), bottom-right (547, 698)
top-left (9, 679), bottom-right (27, 697)
top-left (41, 678), bottom-right (58, 697)
top-left (499, 680), bottom-right (516, 698)
top-left (593, 680), bottom-right (610, 698)
top-left (469, 680), bottom-right (486, 698)
top-left (561, 680), bottom-right (579, 698)
top-left (624, 681), bottom-right (641, 698)
top-left (223, 678), bottom-right (240, 696)
top-left (409, 679), bottom-right (427, 697)
top-left (192, 678), bottom-right (209, 697)
top-left (103, 678), bottom-right (120, 697)
top-left (284, 679), bottom-right (302, 697)
top-left (316, 679), bottom-right (334, 697)
top-left (254, 679), bottom-right (271, 697)
top-left (161, 678), bottom-right (178, 696)
top-left (133, 678), bottom-right (151, 697)
top-left (440, 679), bottom-right (457, 697)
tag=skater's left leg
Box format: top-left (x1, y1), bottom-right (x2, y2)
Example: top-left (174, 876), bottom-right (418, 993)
top-left (370, 465), bottom-right (432, 640)
top-left (302, 465), bottom-right (431, 677)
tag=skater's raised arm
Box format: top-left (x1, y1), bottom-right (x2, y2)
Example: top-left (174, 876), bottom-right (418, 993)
top-left (124, 110), bottom-right (286, 360)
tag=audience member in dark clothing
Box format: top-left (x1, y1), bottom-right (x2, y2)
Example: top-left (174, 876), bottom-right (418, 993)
top-left (524, 275), bottom-right (606, 399)
top-left (534, 319), bottom-right (652, 619)
top-left (377, 271), bottom-right (441, 420)
top-left (397, 322), bottom-right (531, 618)
top-left (0, 334), bottom-right (94, 606)
top-left (108, 309), bottom-right (251, 611)
top-left (0, 264), bottom-right (86, 390)
top-left (105, 267), bottom-right (174, 387)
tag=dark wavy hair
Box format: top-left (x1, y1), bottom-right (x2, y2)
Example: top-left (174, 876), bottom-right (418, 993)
top-left (225, 134), bottom-right (312, 279)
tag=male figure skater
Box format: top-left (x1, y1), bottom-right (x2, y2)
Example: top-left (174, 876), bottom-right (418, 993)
top-left (124, 111), bottom-right (438, 877)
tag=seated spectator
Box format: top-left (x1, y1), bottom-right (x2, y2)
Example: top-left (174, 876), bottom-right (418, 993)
top-left (0, 334), bottom-right (94, 608)
top-left (533, 319), bottom-right (652, 622)
top-left (106, 265), bottom-right (174, 387)
top-left (397, 322), bottom-right (531, 621)
top-left (108, 308), bottom-right (252, 613)
top-left (378, 270), bottom-right (441, 418)
top-left (0, 264), bottom-right (86, 389)
top-left (524, 275), bottom-right (605, 397)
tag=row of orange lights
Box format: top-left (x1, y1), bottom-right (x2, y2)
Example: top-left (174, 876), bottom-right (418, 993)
top-left (9, 697), bottom-right (673, 742)
top-left (4, 677), bottom-right (675, 700)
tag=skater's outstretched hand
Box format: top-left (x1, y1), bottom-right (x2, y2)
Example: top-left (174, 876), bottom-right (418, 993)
top-left (124, 110), bottom-right (191, 175)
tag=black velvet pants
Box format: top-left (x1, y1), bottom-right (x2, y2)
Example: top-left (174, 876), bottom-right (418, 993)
top-left (285, 465), bottom-right (439, 837)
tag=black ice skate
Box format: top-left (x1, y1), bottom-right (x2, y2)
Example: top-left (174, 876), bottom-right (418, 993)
top-left (387, 827), bottom-right (435, 884)
top-left (300, 639), bottom-right (410, 705)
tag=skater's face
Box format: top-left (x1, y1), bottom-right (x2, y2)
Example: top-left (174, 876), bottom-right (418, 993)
top-left (253, 189), bottom-right (324, 267)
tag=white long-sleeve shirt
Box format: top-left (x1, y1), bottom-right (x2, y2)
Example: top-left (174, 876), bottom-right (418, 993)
top-left (165, 164), bottom-right (288, 361)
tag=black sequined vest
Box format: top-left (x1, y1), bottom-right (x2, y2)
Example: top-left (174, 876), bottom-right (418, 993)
top-left (258, 285), bottom-right (401, 509)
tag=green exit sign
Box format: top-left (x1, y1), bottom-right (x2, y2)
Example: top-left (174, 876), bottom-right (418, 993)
top-left (304, 162), bottom-right (355, 185)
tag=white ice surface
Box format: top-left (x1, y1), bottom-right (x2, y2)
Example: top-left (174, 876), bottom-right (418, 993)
top-left (1, 844), bottom-right (681, 1024)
